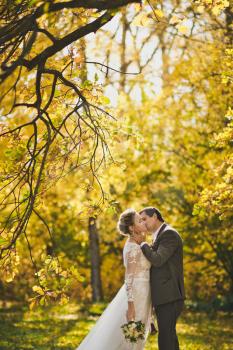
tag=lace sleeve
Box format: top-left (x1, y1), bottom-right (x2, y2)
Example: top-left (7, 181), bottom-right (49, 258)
top-left (124, 245), bottom-right (141, 302)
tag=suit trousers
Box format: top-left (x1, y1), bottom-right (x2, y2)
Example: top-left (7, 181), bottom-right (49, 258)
top-left (154, 299), bottom-right (184, 350)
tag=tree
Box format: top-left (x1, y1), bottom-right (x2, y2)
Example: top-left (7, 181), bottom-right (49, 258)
top-left (0, 0), bottom-right (141, 304)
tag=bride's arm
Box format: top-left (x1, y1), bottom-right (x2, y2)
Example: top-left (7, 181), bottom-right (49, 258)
top-left (125, 246), bottom-right (140, 321)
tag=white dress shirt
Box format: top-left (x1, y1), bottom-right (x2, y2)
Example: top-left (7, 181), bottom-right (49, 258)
top-left (140, 223), bottom-right (165, 248)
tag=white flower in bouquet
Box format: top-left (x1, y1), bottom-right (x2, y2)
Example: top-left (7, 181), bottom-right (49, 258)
top-left (121, 320), bottom-right (146, 343)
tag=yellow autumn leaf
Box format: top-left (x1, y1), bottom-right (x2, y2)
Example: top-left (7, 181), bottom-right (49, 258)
top-left (154, 9), bottom-right (164, 18)
top-left (131, 13), bottom-right (151, 27)
top-left (32, 285), bottom-right (44, 295)
top-left (29, 299), bottom-right (37, 310)
top-left (221, 77), bottom-right (229, 84)
top-left (177, 24), bottom-right (188, 34)
top-left (60, 270), bottom-right (68, 278)
top-left (134, 4), bottom-right (141, 11)
top-left (212, 6), bottom-right (222, 16)
top-left (59, 294), bottom-right (69, 305)
top-left (196, 5), bottom-right (205, 13)
top-left (74, 56), bottom-right (82, 64)
top-left (170, 15), bottom-right (181, 25)
top-left (6, 276), bottom-right (14, 283)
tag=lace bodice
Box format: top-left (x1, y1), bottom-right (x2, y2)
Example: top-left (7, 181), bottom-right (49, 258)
top-left (123, 241), bottom-right (151, 302)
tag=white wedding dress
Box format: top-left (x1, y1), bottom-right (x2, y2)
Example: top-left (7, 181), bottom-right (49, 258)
top-left (76, 240), bottom-right (152, 350)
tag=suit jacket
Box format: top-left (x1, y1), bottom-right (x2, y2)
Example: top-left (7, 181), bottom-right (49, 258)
top-left (141, 223), bottom-right (185, 306)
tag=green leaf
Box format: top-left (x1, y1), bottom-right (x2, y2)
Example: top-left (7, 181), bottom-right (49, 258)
top-left (0, 238), bottom-right (8, 246)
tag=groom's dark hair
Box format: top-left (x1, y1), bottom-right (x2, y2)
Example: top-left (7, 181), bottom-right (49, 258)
top-left (139, 207), bottom-right (165, 222)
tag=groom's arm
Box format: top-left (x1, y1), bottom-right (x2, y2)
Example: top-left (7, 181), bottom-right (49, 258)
top-left (141, 230), bottom-right (179, 267)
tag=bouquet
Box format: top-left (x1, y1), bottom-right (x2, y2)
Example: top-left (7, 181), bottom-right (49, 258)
top-left (121, 320), bottom-right (146, 343)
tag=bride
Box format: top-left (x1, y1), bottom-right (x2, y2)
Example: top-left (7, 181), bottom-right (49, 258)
top-left (77, 208), bottom-right (152, 350)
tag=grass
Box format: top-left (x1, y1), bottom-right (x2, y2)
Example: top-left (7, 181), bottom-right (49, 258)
top-left (0, 301), bottom-right (232, 350)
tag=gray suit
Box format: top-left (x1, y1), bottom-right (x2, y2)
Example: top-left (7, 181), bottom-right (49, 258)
top-left (141, 223), bottom-right (185, 350)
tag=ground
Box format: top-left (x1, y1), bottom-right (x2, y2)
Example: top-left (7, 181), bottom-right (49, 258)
top-left (0, 302), bottom-right (232, 350)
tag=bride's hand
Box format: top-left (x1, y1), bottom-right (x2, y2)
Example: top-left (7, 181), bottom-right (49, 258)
top-left (126, 302), bottom-right (135, 322)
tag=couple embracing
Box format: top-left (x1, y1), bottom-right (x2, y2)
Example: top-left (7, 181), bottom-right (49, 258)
top-left (77, 207), bottom-right (185, 350)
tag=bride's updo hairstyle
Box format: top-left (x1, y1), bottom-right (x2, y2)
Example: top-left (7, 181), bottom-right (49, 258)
top-left (117, 208), bottom-right (136, 236)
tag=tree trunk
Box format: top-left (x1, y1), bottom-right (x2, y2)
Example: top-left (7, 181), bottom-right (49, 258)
top-left (88, 217), bottom-right (103, 301)
top-left (120, 8), bottom-right (128, 91)
top-left (225, 6), bottom-right (233, 45)
top-left (79, 37), bottom-right (103, 302)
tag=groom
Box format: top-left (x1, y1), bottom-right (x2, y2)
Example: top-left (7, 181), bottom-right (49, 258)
top-left (135, 207), bottom-right (185, 350)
